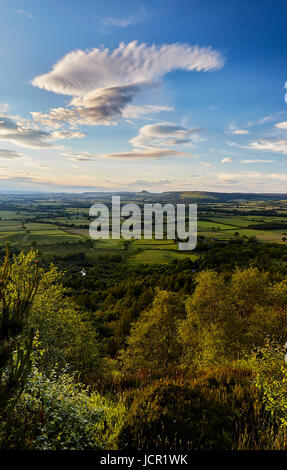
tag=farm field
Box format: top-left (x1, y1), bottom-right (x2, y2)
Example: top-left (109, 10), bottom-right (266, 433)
top-left (128, 249), bottom-right (199, 265)
top-left (0, 193), bottom-right (286, 265)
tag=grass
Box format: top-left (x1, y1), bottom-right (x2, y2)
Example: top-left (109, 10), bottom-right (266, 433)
top-left (129, 239), bottom-right (178, 251)
top-left (128, 249), bottom-right (199, 265)
top-left (198, 220), bottom-right (239, 230)
top-left (0, 229), bottom-right (84, 247)
top-left (198, 228), bottom-right (285, 243)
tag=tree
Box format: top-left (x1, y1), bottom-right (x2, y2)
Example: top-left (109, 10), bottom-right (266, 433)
top-left (0, 245), bottom-right (39, 410)
top-left (21, 252), bottom-right (101, 377)
top-left (121, 289), bottom-right (185, 374)
top-left (230, 267), bottom-right (270, 318)
top-left (179, 270), bottom-right (241, 366)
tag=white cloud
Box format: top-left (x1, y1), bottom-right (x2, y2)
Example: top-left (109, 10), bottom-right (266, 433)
top-left (0, 113), bottom-right (85, 149)
top-left (32, 41), bottom-right (224, 95)
top-left (218, 172), bottom-right (261, 184)
top-left (101, 5), bottom-right (150, 28)
top-left (16, 9), bottom-right (33, 19)
top-left (129, 123), bottom-right (202, 148)
top-left (231, 129), bottom-right (249, 135)
top-left (258, 111), bottom-right (286, 124)
top-left (64, 122), bottom-right (198, 160)
top-left (200, 161), bottom-right (212, 167)
top-left (31, 41), bottom-right (224, 127)
top-left (31, 95), bottom-right (173, 128)
top-left (244, 139), bottom-right (287, 154)
top-left (227, 138), bottom-right (287, 155)
top-left (228, 123), bottom-right (250, 135)
top-left (99, 148), bottom-right (191, 159)
top-left (241, 159), bottom-right (276, 164)
top-left (221, 157), bottom-right (234, 163)
top-left (51, 130), bottom-right (85, 140)
top-left (275, 121), bottom-right (287, 130)
top-left (122, 104), bottom-right (173, 119)
top-left (99, 122), bottom-right (199, 159)
top-left (63, 148), bottom-right (191, 161)
top-left (61, 151), bottom-right (96, 162)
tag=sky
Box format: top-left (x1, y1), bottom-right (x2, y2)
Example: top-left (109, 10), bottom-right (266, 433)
top-left (1, 0), bottom-right (287, 193)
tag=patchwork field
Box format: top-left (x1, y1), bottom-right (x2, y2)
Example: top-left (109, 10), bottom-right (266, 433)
top-left (0, 195), bottom-right (286, 265)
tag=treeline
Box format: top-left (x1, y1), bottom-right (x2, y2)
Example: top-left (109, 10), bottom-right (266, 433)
top-left (247, 222), bottom-right (287, 230)
top-left (36, 238), bottom-right (287, 359)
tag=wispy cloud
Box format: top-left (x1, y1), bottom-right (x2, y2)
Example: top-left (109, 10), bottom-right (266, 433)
top-left (130, 123), bottom-right (202, 148)
top-left (231, 129), bottom-right (249, 135)
top-left (228, 123), bottom-right (250, 135)
top-left (63, 122), bottom-right (199, 160)
top-left (31, 41), bottom-right (224, 127)
top-left (0, 113), bottom-right (85, 149)
top-left (100, 122), bottom-right (200, 159)
top-left (62, 151), bottom-right (96, 162)
top-left (63, 148), bottom-right (190, 160)
top-left (218, 172), bottom-right (262, 184)
top-left (98, 148), bottom-right (191, 159)
top-left (258, 111), bottom-right (286, 124)
top-left (101, 5), bottom-right (151, 29)
top-left (16, 9), bottom-right (33, 19)
top-left (242, 139), bottom-right (287, 154)
top-left (241, 159), bottom-right (276, 164)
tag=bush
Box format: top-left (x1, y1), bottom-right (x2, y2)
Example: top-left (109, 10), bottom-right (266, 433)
top-left (118, 368), bottom-right (268, 450)
top-left (249, 341), bottom-right (287, 429)
top-left (0, 366), bottom-right (125, 450)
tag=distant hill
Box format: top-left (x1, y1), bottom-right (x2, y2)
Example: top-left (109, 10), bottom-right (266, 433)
top-left (2, 190), bottom-right (287, 204)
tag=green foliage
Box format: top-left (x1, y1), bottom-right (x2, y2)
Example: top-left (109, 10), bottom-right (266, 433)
top-left (120, 289), bottom-right (185, 373)
top-left (179, 267), bottom-right (287, 366)
top-left (231, 267), bottom-right (270, 318)
top-left (16, 250), bottom-right (101, 376)
top-left (0, 246), bottom-right (39, 410)
top-left (249, 341), bottom-right (287, 429)
top-left (179, 270), bottom-right (239, 366)
top-left (0, 366), bottom-right (125, 450)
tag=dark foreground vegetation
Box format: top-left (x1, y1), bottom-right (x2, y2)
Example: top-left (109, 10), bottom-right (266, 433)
top-left (2, 192), bottom-right (287, 450)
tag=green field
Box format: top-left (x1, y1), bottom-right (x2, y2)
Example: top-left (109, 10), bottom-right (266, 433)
top-left (197, 220), bottom-right (237, 230)
top-left (128, 249), bottom-right (199, 265)
top-left (0, 195), bottom-right (286, 265)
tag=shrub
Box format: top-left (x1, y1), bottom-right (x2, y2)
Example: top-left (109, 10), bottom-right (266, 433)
top-left (249, 341), bottom-right (287, 429)
top-left (0, 366), bottom-right (125, 450)
top-left (118, 368), bottom-right (268, 450)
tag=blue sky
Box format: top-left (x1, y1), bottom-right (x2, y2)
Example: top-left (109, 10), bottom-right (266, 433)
top-left (1, 0), bottom-right (287, 192)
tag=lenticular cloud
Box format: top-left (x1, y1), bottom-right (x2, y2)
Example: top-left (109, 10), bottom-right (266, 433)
top-left (32, 41), bottom-right (224, 96)
top-left (31, 41), bottom-right (224, 127)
